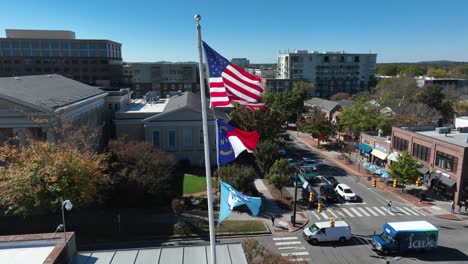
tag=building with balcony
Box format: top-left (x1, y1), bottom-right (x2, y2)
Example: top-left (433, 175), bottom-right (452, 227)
top-left (0, 29), bottom-right (123, 86)
top-left (124, 62), bottom-right (199, 98)
top-left (277, 50), bottom-right (377, 98)
top-left (231, 58), bottom-right (249, 69)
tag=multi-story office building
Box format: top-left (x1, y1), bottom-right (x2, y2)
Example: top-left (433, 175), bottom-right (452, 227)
top-left (231, 58), bottom-right (249, 69)
top-left (277, 50), bottom-right (377, 98)
top-left (125, 62), bottom-right (199, 98)
top-left (0, 29), bottom-right (123, 86)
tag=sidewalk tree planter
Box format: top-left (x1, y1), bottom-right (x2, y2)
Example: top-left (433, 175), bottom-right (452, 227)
top-left (388, 151), bottom-right (420, 186)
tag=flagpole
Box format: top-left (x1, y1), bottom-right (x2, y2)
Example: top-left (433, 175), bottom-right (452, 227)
top-left (195, 14), bottom-right (217, 264)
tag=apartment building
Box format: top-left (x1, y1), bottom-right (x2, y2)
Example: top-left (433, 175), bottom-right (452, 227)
top-left (124, 62), bottom-right (199, 98)
top-left (277, 50), bottom-right (377, 98)
top-left (231, 58), bottom-right (249, 69)
top-left (0, 29), bottom-right (123, 86)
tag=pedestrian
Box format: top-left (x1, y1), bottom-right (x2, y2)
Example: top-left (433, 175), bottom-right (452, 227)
top-left (387, 201), bottom-right (392, 212)
top-left (458, 201), bottom-right (462, 214)
top-left (271, 215), bottom-right (275, 226)
top-left (450, 200), bottom-right (455, 214)
top-left (418, 192), bottom-right (423, 203)
top-left (465, 200), bottom-right (468, 212)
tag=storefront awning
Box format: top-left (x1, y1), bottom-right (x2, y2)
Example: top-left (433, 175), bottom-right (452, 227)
top-left (359, 143), bottom-right (372, 153)
top-left (388, 152), bottom-right (399, 162)
top-left (371, 149), bottom-right (388, 160)
top-left (417, 167), bottom-right (430, 175)
top-left (437, 175), bottom-right (457, 188)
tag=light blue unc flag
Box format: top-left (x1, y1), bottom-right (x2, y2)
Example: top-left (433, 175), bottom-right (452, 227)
top-left (219, 181), bottom-right (262, 223)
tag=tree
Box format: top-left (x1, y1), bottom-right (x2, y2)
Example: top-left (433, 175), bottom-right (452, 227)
top-left (270, 91), bottom-right (304, 124)
top-left (298, 109), bottom-right (336, 146)
top-left (426, 67), bottom-right (449, 78)
top-left (292, 81), bottom-right (313, 100)
top-left (416, 85), bottom-right (455, 122)
top-left (377, 64), bottom-right (399, 76)
top-left (214, 164), bottom-right (256, 193)
top-left (253, 140), bottom-right (280, 175)
top-left (0, 128), bottom-right (109, 215)
top-left (373, 78), bottom-right (420, 106)
top-left (337, 94), bottom-right (379, 136)
top-left (389, 151), bottom-right (420, 186)
top-left (451, 64), bottom-right (468, 78)
top-left (230, 105), bottom-right (284, 141)
top-left (108, 137), bottom-right (177, 203)
top-left (266, 159), bottom-right (295, 198)
top-left (398, 65), bottom-right (426, 77)
top-left (242, 239), bottom-right (307, 264)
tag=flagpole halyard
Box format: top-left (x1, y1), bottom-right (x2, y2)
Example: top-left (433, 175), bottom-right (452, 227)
top-left (195, 14), bottom-right (217, 264)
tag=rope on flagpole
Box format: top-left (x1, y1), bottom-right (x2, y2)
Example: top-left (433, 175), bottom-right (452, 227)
top-left (195, 14), bottom-right (217, 264)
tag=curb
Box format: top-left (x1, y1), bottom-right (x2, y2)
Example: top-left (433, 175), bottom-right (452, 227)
top-left (290, 213), bottom-right (310, 232)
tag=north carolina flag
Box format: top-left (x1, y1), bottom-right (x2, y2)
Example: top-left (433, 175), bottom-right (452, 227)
top-left (216, 120), bottom-right (260, 165)
top-left (203, 42), bottom-right (266, 110)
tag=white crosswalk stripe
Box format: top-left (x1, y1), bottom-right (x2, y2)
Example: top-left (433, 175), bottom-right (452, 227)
top-left (275, 241), bottom-right (301, 246)
top-left (412, 207), bottom-right (426, 216)
top-left (281, 252), bottom-right (310, 256)
top-left (380, 206), bottom-right (395, 215)
top-left (373, 206), bottom-right (387, 216)
top-left (320, 212), bottom-right (329, 219)
top-left (357, 207), bottom-right (370, 216)
top-left (278, 246), bottom-right (306, 250)
top-left (273, 237), bottom-right (299, 241)
top-left (327, 209), bottom-right (339, 218)
top-left (350, 208), bottom-right (363, 217)
top-left (311, 211), bottom-right (321, 220)
top-left (341, 208), bottom-right (354, 217)
top-left (272, 236), bottom-right (309, 262)
top-left (365, 207), bottom-right (379, 216)
top-left (402, 207), bottom-right (420, 216)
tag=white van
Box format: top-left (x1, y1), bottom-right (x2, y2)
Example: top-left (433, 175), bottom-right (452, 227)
top-left (303, 221), bottom-right (352, 245)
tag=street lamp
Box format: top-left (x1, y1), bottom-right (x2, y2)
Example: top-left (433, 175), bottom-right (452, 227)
top-left (61, 199), bottom-right (73, 263)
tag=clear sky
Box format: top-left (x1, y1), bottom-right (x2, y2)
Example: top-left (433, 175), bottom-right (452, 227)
top-left (1, 0), bottom-right (467, 63)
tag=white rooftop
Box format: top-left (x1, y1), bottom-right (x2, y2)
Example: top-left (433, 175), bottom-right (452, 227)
top-left (315, 221), bottom-right (349, 228)
top-left (389, 221), bottom-right (437, 232)
top-left (0, 240), bottom-right (58, 264)
top-left (416, 129), bottom-right (468, 148)
top-left (119, 98), bottom-right (169, 113)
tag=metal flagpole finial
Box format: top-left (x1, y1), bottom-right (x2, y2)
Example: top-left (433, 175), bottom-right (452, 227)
top-left (194, 14), bottom-right (201, 22)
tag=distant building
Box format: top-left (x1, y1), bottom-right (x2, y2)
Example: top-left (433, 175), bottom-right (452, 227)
top-left (231, 58), bottom-right (249, 68)
top-left (262, 78), bottom-right (294, 93)
top-left (246, 68), bottom-right (275, 78)
top-left (415, 77), bottom-right (468, 88)
top-left (0, 29), bottom-right (123, 86)
top-left (0, 74), bottom-right (109, 144)
top-left (277, 50), bottom-right (377, 98)
top-left (114, 91), bottom-right (228, 166)
top-left (304, 97), bottom-right (352, 122)
top-left (124, 62), bottom-right (199, 98)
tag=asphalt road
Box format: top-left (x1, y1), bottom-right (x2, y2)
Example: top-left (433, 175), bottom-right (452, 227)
top-left (250, 137), bottom-right (468, 264)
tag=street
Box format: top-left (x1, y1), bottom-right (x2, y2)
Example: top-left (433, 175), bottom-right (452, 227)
top-left (248, 136), bottom-right (468, 264)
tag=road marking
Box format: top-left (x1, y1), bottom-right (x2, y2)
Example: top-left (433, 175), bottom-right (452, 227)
top-left (311, 211), bottom-right (321, 220)
top-left (336, 202), bottom-right (367, 206)
top-left (320, 212), bottom-right (329, 219)
top-left (373, 206), bottom-right (387, 216)
top-left (350, 208), bottom-right (363, 217)
top-left (412, 207), bottom-right (426, 216)
top-left (275, 241), bottom-right (301, 246)
top-left (278, 246), bottom-right (306, 250)
top-left (341, 208), bottom-right (354, 217)
top-left (365, 207), bottom-right (379, 216)
top-left (352, 236), bottom-right (373, 250)
top-left (357, 207), bottom-right (370, 216)
top-left (281, 252), bottom-right (310, 256)
top-left (380, 206), bottom-right (395, 215)
top-left (397, 207), bottom-right (417, 216)
top-left (290, 258), bottom-right (311, 262)
top-left (273, 237), bottom-right (298, 241)
top-left (327, 209), bottom-right (339, 218)
top-left (402, 207), bottom-right (420, 216)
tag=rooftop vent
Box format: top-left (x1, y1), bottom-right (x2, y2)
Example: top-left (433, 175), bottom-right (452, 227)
top-left (14, 77), bottom-right (20, 80)
top-left (457, 127), bottom-right (468, 133)
top-left (435, 127), bottom-right (450, 134)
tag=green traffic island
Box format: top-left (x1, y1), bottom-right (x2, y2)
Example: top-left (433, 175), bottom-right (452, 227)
top-left (171, 220), bottom-right (270, 238)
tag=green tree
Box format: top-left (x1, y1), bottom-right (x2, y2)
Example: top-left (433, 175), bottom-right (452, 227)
top-left (398, 65), bottom-right (426, 77)
top-left (253, 140), bottom-right (280, 175)
top-left (377, 64), bottom-right (399, 76)
top-left (266, 159), bottom-right (295, 198)
top-left (230, 105), bottom-right (284, 141)
top-left (416, 85), bottom-right (454, 122)
top-left (270, 91), bottom-right (304, 124)
top-left (108, 137), bottom-right (177, 201)
top-left (337, 94), bottom-right (379, 136)
top-left (0, 129), bottom-right (109, 215)
top-left (298, 109), bottom-right (336, 146)
top-left (215, 164), bottom-right (256, 193)
top-left (389, 151), bottom-right (420, 186)
top-left (451, 64), bottom-right (468, 78)
top-left (292, 81), bottom-right (313, 100)
top-left (426, 68), bottom-right (449, 78)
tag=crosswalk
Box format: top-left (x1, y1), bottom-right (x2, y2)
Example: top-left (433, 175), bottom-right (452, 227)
top-left (309, 205), bottom-right (425, 220)
top-left (272, 236), bottom-right (310, 262)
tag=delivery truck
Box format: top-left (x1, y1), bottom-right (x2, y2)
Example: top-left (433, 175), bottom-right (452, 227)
top-left (372, 221), bottom-right (438, 255)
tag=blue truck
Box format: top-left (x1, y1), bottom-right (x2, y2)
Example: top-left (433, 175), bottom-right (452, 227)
top-left (372, 221), bottom-right (438, 255)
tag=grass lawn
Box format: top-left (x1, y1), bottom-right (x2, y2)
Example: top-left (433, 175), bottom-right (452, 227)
top-left (217, 220), bottom-right (267, 233)
top-left (183, 174), bottom-right (216, 195)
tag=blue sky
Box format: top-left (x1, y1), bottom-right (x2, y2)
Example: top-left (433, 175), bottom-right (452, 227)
top-left (1, 0), bottom-right (467, 63)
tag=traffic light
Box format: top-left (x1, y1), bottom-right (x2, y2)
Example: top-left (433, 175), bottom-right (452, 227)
top-left (393, 179), bottom-right (398, 188)
top-left (309, 192), bottom-right (315, 203)
top-left (317, 202), bottom-right (323, 214)
top-left (329, 215), bottom-right (335, 227)
top-left (372, 178), bottom-right (377, 188)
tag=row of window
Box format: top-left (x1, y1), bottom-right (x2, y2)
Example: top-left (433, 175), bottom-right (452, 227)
top-left (152, 128), bottom-right (202, 148)
top-left (1, 59), bottom-right (114, 65)
top-left (1, 48), bottom-right (118, 58)
top-left (393, 137), bottom-right (459, 173)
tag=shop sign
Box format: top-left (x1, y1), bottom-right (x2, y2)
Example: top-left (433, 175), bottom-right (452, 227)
top-left (375, 143), bottom-right (387, 153)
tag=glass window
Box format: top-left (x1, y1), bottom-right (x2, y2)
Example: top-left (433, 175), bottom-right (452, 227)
top-left (412, 143), bottom-right (431, 162)
top-left (168, 129), bottom-right (176, 147)
top-left (80, 50), bottom-right (89, 57)
top-left (392, 136), bottom-right (408, 151)
top-left (50, 41), bottom-right (59, 49)
top-left (31, 41), bottom-right (39, 48)
top-left (21, 41), bottom-right (30, 48)
top-left (183, 128), bottom-right (192, 146)
top-left (152, 131), bottom-right (160, 147)
top-left (89, 43), bottom-right (96, 49)
top-left (43, 50), bottom-right (51, 57)
top-left (436, 151), bottom-right (458, 173)
top-left (80, 42), bottom-right (89, 49)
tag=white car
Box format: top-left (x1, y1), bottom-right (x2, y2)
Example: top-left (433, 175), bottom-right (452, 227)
top-left (335, 183), bottom-right (357, 201)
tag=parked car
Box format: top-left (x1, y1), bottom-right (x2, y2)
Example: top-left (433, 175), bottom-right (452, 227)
top-left (303, 221), bottom-right (352, 245)
top-left (277, 147), bottom-right (286, 156)
top-left (319, 184), bottom-right (339, 202)
top-left (291, 173), bottom-right (304, 188)
top-left (286, 158), bottom-right (297, 167)
top-left (299, 166), bottom-right (318, 181)
top-left (323, 176), bottom-right (339, 188)
top-left (301, 157), bottom-right (317, 168)
top-left (335, 183), bottom-right (357, 201)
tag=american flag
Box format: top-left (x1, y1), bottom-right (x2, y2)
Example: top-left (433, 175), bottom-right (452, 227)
top-left (203, 42), bottom-right (265, 109)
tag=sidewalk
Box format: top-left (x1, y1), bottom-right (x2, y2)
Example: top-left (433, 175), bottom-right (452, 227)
top-left (293, 131), bottom-right (466, 221)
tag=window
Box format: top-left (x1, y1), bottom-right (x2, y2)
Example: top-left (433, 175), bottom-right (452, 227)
top-left (324, 56), bottom-right (329, 63)
top-left (392, 136), bottom-right (408, 151)
top-left (199, 129), bottom-right (204, 145)
top-left (183, 128), bottom-right (192, 146)
top-left (168, 129), bottom-right (176, 148)
top-left (436, 151), bottom-right (458, 173)
top-left (412, 143), bottom-right (431, 162)
top-left (152, 131), bottom-right (160, 147)
top-left (354, 56), bottom-right (360, 62)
